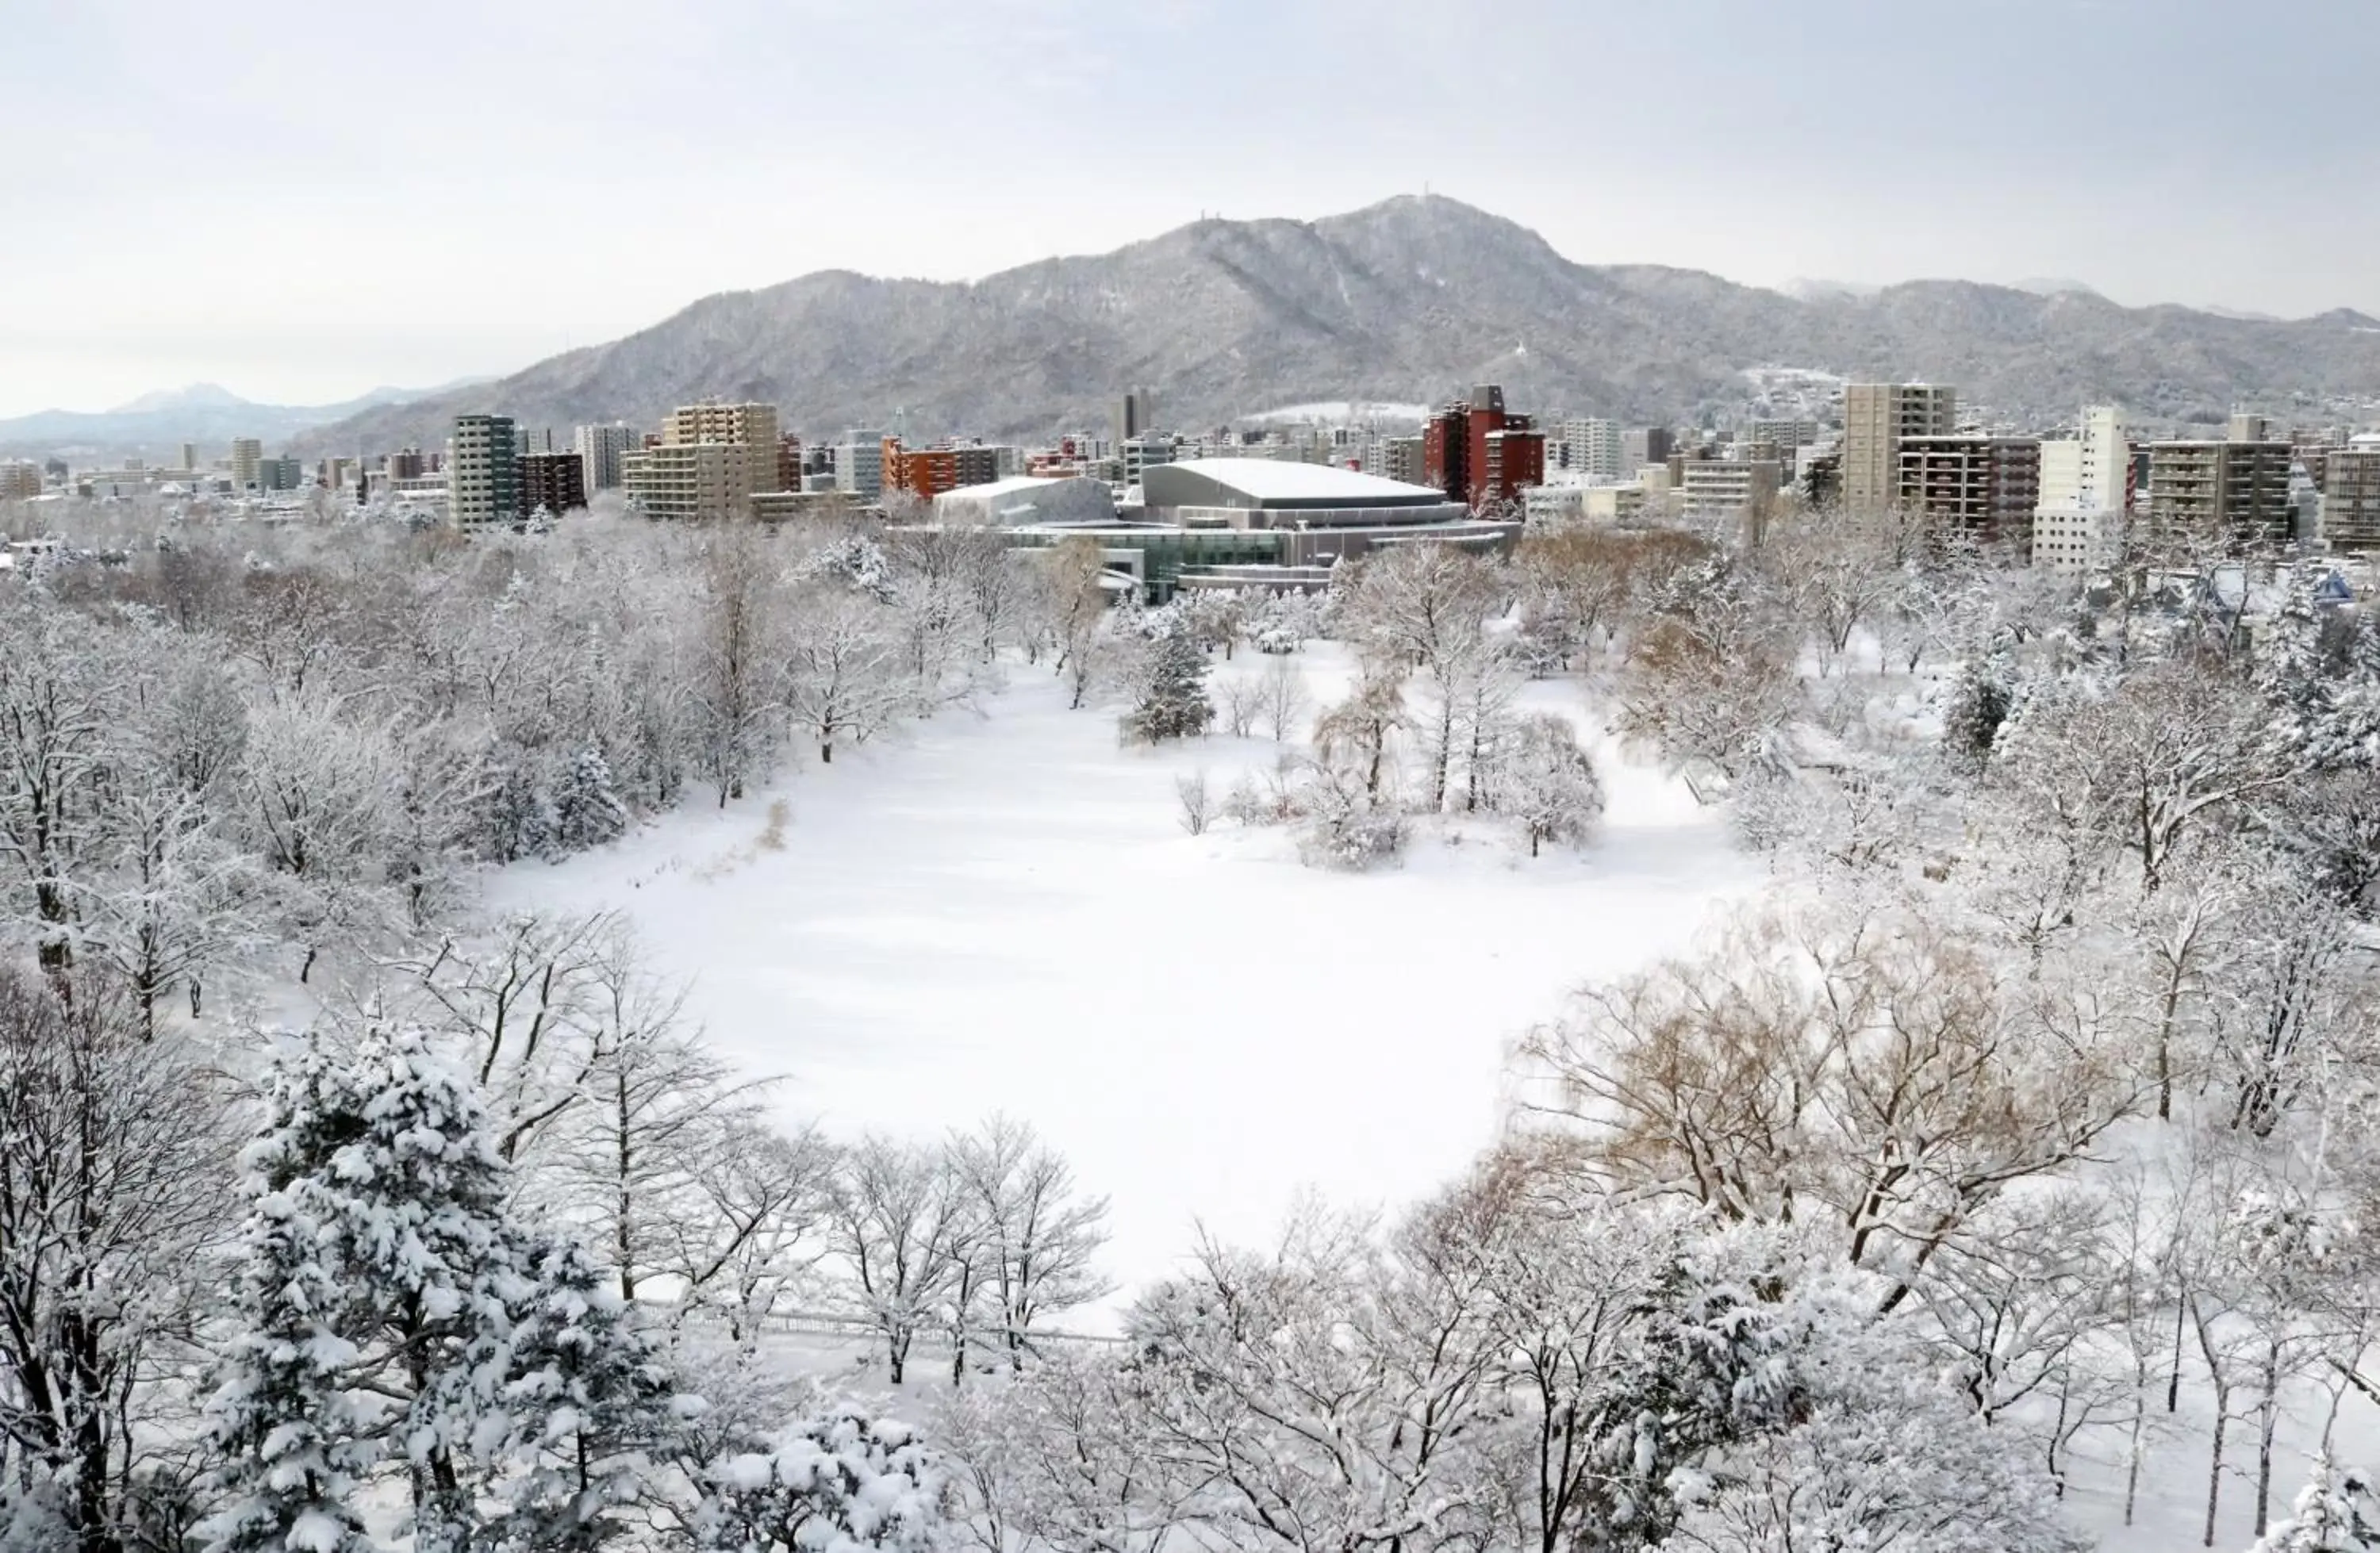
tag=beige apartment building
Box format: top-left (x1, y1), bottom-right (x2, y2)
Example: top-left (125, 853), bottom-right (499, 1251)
top-left (624, 400), bottom-right (784, 520)
top-left (229, 437), bottom-right (263, 490)
top-left (2146, 439), bottom-right (2293, 550)
top-left (1841, 383), bottom-right (1956, 513)
top-left (660, 401), bottom-right (780, 452)
top-left (2320, 443), bottom-right (2380, 552)
top-left (623, 441), bottom-right (771, 521)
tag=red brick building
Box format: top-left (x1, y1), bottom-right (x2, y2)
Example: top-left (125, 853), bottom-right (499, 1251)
top-left (1422, 384), bottom-right (1545, 509)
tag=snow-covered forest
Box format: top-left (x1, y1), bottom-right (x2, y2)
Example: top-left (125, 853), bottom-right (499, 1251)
top-left (2, 498), bottom-right (2378, 1553)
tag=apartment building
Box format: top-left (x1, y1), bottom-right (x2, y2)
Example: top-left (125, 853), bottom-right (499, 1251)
top-left (2032, 407), bottom-right (2129, 574)
top-left (2146, 438), bottom-right (2294, 550)
top-left (572, 423), bottom-right (639, 490)
top-left (1381, 435), bottom-right (1424, 486)
top-left (230, 437), bottom-right (263, 490)
top-left (2320, 443), bottom-right (2380, 552)
top-left (833, 431), bottom-right (885, 498)
top-left (1422, 385), bottom-right (1545, 508)
top-left (0, 462), bottom-right (42, 500)
top-left (447, 414), bottom-right (521, 528)
top-left (881, 439), bottom-right (1004, 500)
top-left (1748, 419), bottom-right (1820, 454)
top-left (1556, 418), bottom-right (1624, 480)
top-left (661, 401), bottom-right (780, 452)
top-left (622, 442), bottom-right (767, 521)
top-left (1679, 459), bottom-right (1781, 535)
top-left (1897, 435), bottom-right (2041, 552)
top-left (519, 451), bottom-right (588, 515)
top-left (1841, 383), bottom-right (1956, 512)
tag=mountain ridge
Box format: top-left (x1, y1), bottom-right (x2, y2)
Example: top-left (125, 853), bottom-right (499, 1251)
top-left (250, 195), bottom-right (2380, 451)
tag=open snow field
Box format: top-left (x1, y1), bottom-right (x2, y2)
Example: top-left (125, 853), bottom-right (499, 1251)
top-left (487, 644), bottom-right (1756, 1306)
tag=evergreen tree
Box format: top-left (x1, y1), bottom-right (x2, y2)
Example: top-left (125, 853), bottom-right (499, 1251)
top-left (1119, 632), bottom-right (1212, 744)
top-left (202, 1034), bottom-right (406, 1553)
top-left (2252, 1456), bottom-right (2380, 1551)
top-left (204, 1025), bottom-right (531, 1553)
top-left (483, 1237), bottom-right (678, 1553)
top-left (697, 1407), bottom-right (945, 1553)
top-left (1942, 654), bottom-right (2014, 771)
top-left (550, 746), bottom-right (630, 855)
top-left (483, 757), bottom-right (560, 864)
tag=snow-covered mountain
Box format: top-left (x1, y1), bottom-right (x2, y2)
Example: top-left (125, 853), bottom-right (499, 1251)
top-left (0, 379), bottom-right (490, 458)
top-left (272, 194), bottom-right (2380, 448)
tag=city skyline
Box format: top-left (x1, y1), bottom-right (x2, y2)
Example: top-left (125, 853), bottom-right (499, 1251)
top-left (6, 0), bottom-right (2377, 419)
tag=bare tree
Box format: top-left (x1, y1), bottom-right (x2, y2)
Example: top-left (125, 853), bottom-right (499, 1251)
top-left (0, 968), bottom-right (238, 1551)
top-left (828, 1137), bottom-right (969, 1384)
top-left (949, 1116), bottom-right (1112, 1371)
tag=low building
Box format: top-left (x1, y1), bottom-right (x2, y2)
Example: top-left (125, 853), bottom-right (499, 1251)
top-left (932, 475), bottom-right (1116, 527)
top-left (1679, 459), bottom-right (1781, 534)
top-left (884, 439), bottom-right (1004, 500)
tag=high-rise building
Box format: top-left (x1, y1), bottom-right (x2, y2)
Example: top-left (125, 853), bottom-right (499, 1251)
top-left (1841, 384), bottom-right (1957, 512)
top-left (2318, 442), bottom-right (2380, 552)
top-left (833, 431), bottom-right (885, 498)
top-left (389, 447), bottom-right (428, 481)
top-left (1422, 385), bottom-right (1545, 508)
top-left (447, 414), bottom-right (521, 528)
top-left (2227, 412), bottom-right (2272, 444)
top-left (572, 424), bottom-right (639, 490)
top-left (519, 451), bottom-right (588, 515)
top-left (2146, 439), bottom-right (2294, 550)
top-left (2033, 406), bottom-right (2131, 573)
top-left (1622, 428), bottom-right (1674, 470)
top-left (622, 443), bottom-right (766, 520)
top-left (230, 437), bottom-right (263, 490)
top-left (1895, 435), bottom-right (2042, 552)
top-left (179, 442), bottom-right (198, 472)
top-left (777, 434), bottom-right (803, 493)
top-left (0, 462), bottom-right (42, 500)
top-left (258, 455), bottom-right (305, 493)
top-left (1113, 389), bottom-right (1157, 451)
top-left (661, 401), bottom-right (780, 451)
top-left (1557, 418), bottom-right (1624, 480)
top-left (1382, 435), bottom-right (1424, 485)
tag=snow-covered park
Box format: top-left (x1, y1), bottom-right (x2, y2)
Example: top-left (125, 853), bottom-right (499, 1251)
top-left (492, 643), bottom-right (1755, 1304)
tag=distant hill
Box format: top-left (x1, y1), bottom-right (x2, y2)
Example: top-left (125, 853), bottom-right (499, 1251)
top-left (273, 195), bottom-right (2380, 451)
top-left (0, 380), bottom-right (489, 459)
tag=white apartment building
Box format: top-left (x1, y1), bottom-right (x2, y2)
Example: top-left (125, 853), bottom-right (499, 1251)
top-left (1556, 418), bottom-right (1624, 481)
top-left (573, 423), bottom-right (639, 490)
top-left (2033, 405), bottom-right (2129, 574)
top-left (834, 431), bottom-right (885, 498)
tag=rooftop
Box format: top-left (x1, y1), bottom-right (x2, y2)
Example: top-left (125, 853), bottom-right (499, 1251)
top-left (1147, 458), bottom-right (1448, 509)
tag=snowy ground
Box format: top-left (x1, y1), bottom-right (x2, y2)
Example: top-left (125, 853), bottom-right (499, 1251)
top-left (487, 643), bottom-right (1755, 1310)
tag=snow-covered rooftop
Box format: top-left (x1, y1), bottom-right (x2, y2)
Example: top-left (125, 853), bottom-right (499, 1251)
top-left (1150, 458), bottom-right (1446, 508)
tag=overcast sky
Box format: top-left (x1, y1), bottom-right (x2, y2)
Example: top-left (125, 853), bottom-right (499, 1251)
top-left (4, 0), bottom-right (2374, 418)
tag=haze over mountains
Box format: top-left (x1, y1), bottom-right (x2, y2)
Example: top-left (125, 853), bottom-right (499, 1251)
top-left (0, 380), bottom-right (486, 458)
top-left (29, 196), bottom-right (2380, 461)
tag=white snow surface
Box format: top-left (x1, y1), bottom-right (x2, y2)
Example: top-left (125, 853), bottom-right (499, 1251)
top-left (487, 646), bottom-right (1753, 1312)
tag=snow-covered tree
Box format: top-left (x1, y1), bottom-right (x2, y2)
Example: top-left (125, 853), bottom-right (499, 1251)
top-left (947, 1116), bottom-right (1111, 1370)
top-left (205, 1023), bottom-right (527, 1551)
top-left (2251, 1456), bottom-right (2380, 1551)
top-left (696, 1407), bottom-right (945, 1553)
top-left (550, 745), bottom-right (630, 854)
top-left (1490, 712), bottom-right (1606, 856)
top-left (1119, 631), bottom-right (1212, 744)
